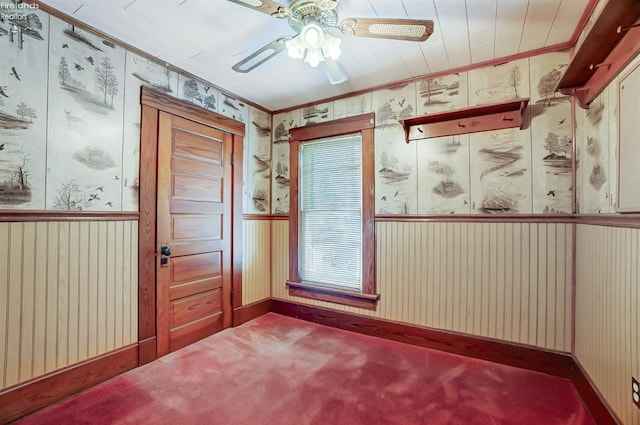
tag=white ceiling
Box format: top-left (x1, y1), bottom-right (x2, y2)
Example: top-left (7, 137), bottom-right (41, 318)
top-left (38, 0), bottom-right (593, 111)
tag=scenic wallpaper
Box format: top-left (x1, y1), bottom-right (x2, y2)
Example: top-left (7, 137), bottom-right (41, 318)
top-left (0, 7), bottom-right (253, 212)
top-left (269, 51), bottom-right (580, 215)
top-left (0, 6), bottom-right (615, 216)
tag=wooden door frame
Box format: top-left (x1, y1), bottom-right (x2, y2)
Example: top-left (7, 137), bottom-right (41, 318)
top-left (137, 87), bottom-right (244, 365)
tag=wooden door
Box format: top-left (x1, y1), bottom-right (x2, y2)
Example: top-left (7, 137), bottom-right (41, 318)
top-left (156, 111), bottom-right (232, 356)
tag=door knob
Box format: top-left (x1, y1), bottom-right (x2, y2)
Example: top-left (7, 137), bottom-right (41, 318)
top-left (160, 245), bottom-right (172, 256)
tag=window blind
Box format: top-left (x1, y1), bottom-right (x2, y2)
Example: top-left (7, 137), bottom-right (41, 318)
top-left (299, 134), bottom-right (362, 290)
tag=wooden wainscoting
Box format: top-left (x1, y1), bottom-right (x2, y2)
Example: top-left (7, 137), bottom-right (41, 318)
top-left (0, 344), bottom-right (138, 425)
top-left (575, 224), bottom-right (640, 425)
top-left (271, 219), bottom-right (573, 352)
top-left (0, 220), bottom-right (139, 390)
top-left (242, 219), bottom-right (271, 305)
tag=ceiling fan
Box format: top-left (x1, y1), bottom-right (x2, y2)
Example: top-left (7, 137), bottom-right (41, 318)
top-left (228, 0), bottom-right (434, 84)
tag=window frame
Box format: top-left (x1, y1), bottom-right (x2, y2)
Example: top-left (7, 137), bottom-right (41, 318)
top-left (286, 113), bottom-right (378, 310)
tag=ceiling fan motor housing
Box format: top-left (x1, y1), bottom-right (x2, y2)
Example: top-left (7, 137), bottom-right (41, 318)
top-left (287, 0), bottom-right (339, 33)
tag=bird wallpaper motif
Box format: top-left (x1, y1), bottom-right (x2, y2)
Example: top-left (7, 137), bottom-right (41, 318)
top-left (274, 54), bottom-right (583, 217)
top-left (1, 6), bottom-right (261, 213)
top-left (469, 128), bottom-right (533, 214)
top-left (178, 75), bottom-right (219, 113)
top-left (373, 84), bottom-right (418, 214)
top-left (122, 52), bottom-right (179, 211)
top-left (271, 109), bottom-right (301, 215)
top-left (0, 8), bottom-right (48, 209)
top-left (0, 5), bottom-right (616, 218)
top-left (245, 107), bottom-right (272, 213)
top-left (373, 84), bottom-right (416, 128)
top-left (219, 93), bottom-right (247, 124)
top-left (576, 91), bottom-right (611, 213)
top-left (46, 16), bottom-right (126, 211)
top-left (529, 51), bottom-right (573, 214)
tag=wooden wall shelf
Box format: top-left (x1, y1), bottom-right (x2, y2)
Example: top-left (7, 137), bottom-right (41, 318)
top-left (398, 98), bottom-right (529, 143)
top-left (556, 0), bottom-right (640, 109)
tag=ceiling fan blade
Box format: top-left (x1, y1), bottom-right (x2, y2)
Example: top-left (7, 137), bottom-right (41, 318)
top-left (339, 18), bottom-right (434, 42)
top-left (227, 0), bottom-right (289, 18)
top-left (232, 38), bottom-right (287, 73)
top-left (323, 58), bottom-right (347, 85)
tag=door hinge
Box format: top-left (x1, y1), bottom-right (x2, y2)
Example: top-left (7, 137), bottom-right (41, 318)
top-left (230, 153), bottom-right (234, 166)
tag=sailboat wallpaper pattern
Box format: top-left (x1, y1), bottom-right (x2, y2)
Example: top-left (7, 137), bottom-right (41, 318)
top-left (46, 17), bottom-right (126, 211)
top-left (0, 8), bottom-right (48, 209)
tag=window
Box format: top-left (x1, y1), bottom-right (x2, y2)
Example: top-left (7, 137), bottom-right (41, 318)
top-left (299, 135), bottom-right (362, 289)
top-left (286, 113), bottom-right (378, 310)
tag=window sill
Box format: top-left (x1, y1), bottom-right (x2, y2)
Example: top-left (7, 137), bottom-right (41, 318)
top-left (286, 281), bottom-right (379, 310)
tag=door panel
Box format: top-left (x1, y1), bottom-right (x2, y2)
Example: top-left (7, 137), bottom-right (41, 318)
top-left (156, 111), bottom-right (232, 355)
top-left (171, 290), bottom-right (222, 328)
top-left (171, 252), bottom-right (222, 284)
top-left (172, 173), bottom-right (222, 201)
top-left (172, 215), bottom-right (222, 240)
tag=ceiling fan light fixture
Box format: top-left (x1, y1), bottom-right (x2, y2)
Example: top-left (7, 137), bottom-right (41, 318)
top-left (285, 36), bottom-right (305, 59)
top-left (321, 33), bottom-right (341, 60)
top-left (286, 20), bottom-right (342, 68)
top-left (229, 0), bottom-right (436, 84)
top-left (300, 21), bottom-right (324, 48)
top-left (304, 48), bottom-right (323, 67)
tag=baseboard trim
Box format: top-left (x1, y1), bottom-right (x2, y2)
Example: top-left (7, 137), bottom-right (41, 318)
top-left (233, 298), bottom-right (272, 326)
top-left (0, 301), bottom-right (620, 425)
top-left (0, 344), bottom-right (139, 425)
top-left (272, 299), bottom-right (574, 376)
top-left (271, 299), bottom-right (620, 425)
top-left (570, 357), bottom-right (622, 425)
top-left (138, 336), bottom-right (157, 366)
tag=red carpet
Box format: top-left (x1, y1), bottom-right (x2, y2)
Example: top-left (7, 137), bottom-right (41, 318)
top-left (14, 313), bottom-right (595, 425)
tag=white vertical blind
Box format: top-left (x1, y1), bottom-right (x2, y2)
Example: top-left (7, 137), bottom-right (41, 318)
top-left (299, 134), bottom-right (362, 290)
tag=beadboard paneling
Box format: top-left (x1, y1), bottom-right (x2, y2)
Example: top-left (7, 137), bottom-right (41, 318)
top-left (271, 220), bottom-right (572, 351)
top-left (0, 221), bottom-right (138, 390)
top-left (242, 220), bottom-right (271, 305)
top-left (575, 224), bottom-right (640, 425)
